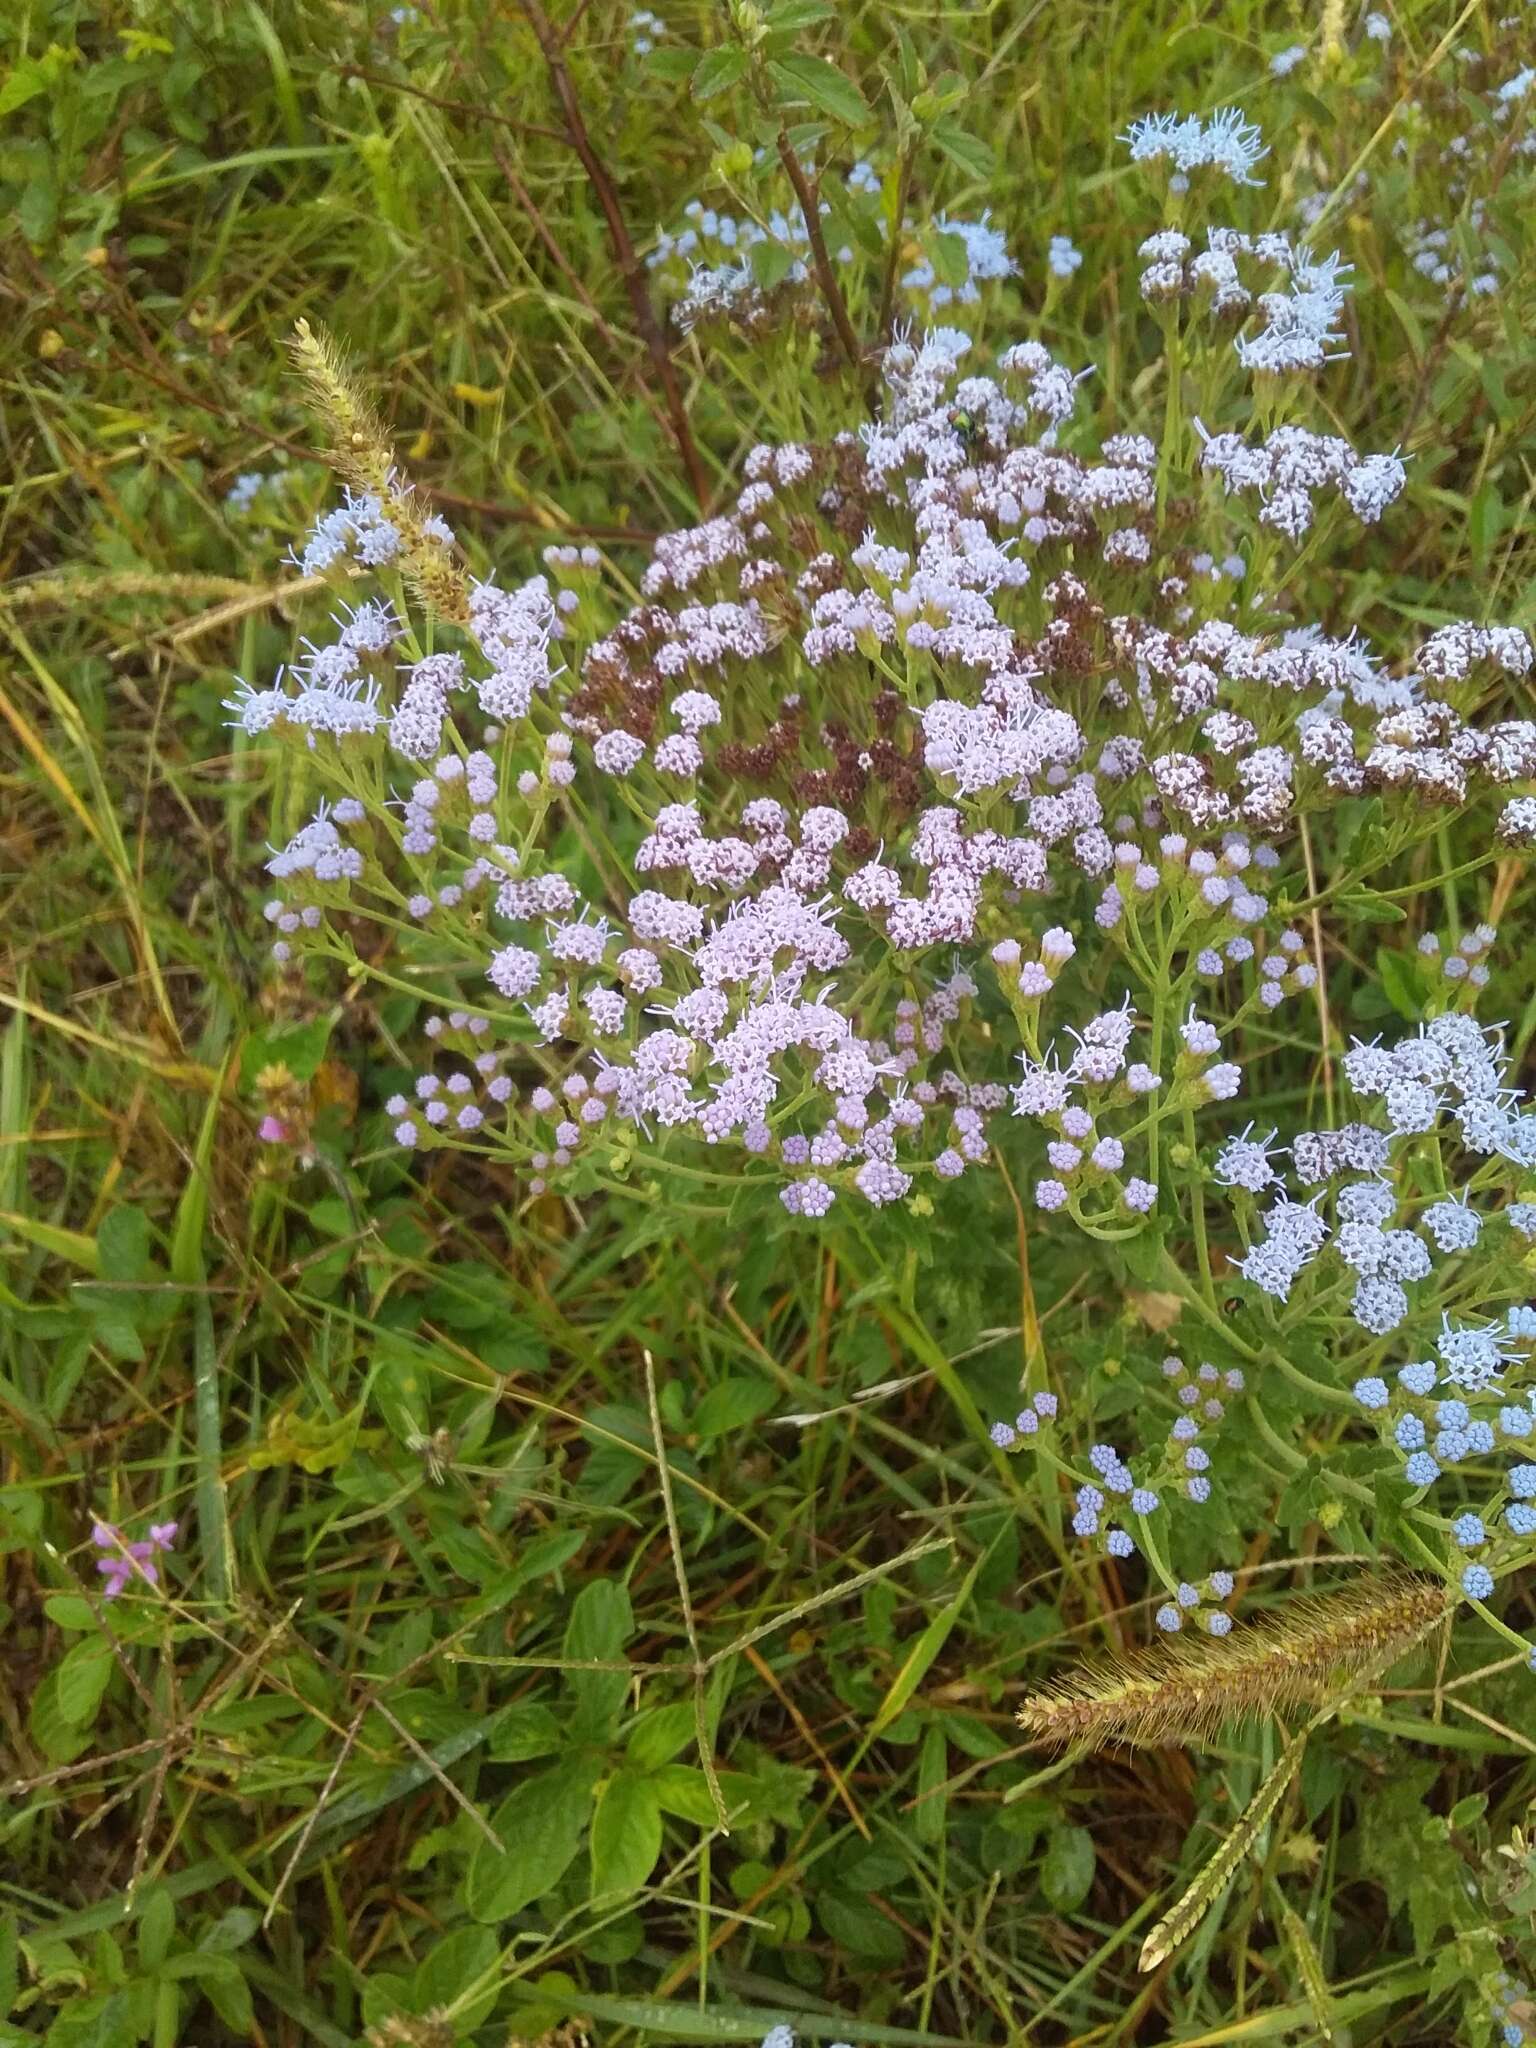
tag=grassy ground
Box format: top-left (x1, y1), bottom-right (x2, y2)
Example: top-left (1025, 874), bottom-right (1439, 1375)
top-left (3, 1), bottom-right (1536, 2043)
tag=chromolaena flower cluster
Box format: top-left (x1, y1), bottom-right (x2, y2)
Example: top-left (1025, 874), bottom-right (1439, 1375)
top-left (237, 112), bottom-right (1536, 1653)
top-left (240, 350), bottom-right (1534, 1224)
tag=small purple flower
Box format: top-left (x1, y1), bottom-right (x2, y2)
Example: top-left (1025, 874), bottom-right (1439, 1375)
top-left (91, 1518), bottom-right (178, 1599)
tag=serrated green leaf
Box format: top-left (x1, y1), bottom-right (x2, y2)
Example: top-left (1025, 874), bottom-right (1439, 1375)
top-left (767, 0), bottom-right (835, 24)
top-left (931, 117), bottom-right (994, 180)
top-left (768, 53), bottom-right (870, 126)
top-left (692, 45), bottom-right (748, 100)
top-left (692, 1378), bottom-right (776, 1438)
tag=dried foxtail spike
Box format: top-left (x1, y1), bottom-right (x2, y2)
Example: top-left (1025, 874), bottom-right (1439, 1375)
top-left (288, 319), bottom-right (470, 624)
top-left (1139, 1738), bottom-right (1303, 1973)
top-left (289, 318), bottom-right (395, 499)
top-left (1018, 1573), bottom-right (1448, 1752)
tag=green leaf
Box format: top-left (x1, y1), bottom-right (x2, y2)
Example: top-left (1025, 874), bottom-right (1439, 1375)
top-left (0, 1487), bottom-right (44, 1555)
top-left (564, 1578), bottom-right (633, 1735)
top-left (0, 1913), bottom-right (19, 2016)
top-left (1339, 890), bottom-right (1407, 924)
top-left (55, 1638), bottom-right (114, 1727)
top-left (413, 1926), bottom-right (499, 2025)
top-left (871, 1535), bottom-right (995, 1735)
top-left (767, 0), bottom-right (835, 25)
top-left (1376, 946), bottom-right (1427, 1023)
top-left (590, 1770), bottom-right (664, 1898)
top-left (650, 1763), bottom-right (723, 1825)
top-left (163, 1953), bottom-right (253, 2035)
top-left (27, 1667), bottom-right (94, 1766)
top-left (136, 1889), bottom-right (175, 1974)
top-left (487, 1702), bottom-right (564, 1762)
top-left (929, 229), bottom-right (971, 291)
top-left (1041, 1823), bottom-right (1095, 1912)
top-left (930, 118), bottom-right (994, 180)
top-left (767, 53), bottom-right (871, 126)
top-left (626, 1700), bottom-right (697, 1771)
top-left (96, 1208), bottom-right (151, 1284)
top-left (914, 1721), bottom-right (947, 1845)
top-left (748, 236), bottom-right (796, 290)
top-left (0, 45), bottom-right (78, 120)
top-left (692, 1378), bottom-right (776, 1438)
top-left (645, 45), bottom-right (697, 80)
top-left (816, 1889), bottom-right (905, 1962)
top-left (465, 1760), bottom-right (599, 1921)
top-left (692, 46), bottom-right (748, 100)
top-left (240, 1015), bottom-right (333, 1090)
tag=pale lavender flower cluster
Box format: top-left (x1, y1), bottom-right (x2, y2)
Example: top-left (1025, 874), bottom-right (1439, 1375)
top-left (1230, 1012), bottom-right (1536, 1337)
top-left (238, 113), bottom-right (1534, 1247)
top-left (1139, 226), bottom-right (1353, 376)
top-left (990, 1354), bottom-right (1244, 1567)
top-left (1120, 108), bottom-right (1269, 188)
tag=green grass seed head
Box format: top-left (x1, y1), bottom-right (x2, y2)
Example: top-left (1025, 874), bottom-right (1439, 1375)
top-left (1018, 1575), bottom-right (1449, 1751)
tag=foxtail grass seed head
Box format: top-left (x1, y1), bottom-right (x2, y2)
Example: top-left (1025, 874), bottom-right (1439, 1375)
top-left (1017, 1575), bottom-right (1449, 1751)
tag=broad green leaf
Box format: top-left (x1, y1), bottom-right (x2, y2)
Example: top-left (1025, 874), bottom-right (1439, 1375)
top-left (465, 1760), bottom-right (598, 1921)
top-left (240, 1015), bottom-right (333, 1090)
top-left (929, 229), bottom-right (970, 291)
top-left (0, 45), bottom-right (78, 120)
top-left (650, 1763), bottom-right (725, 1825)
top-left (564, 1578), bottom-right (633, 1735)
top-left (1339, 889), bottom-right (1407, 924)
top-left (766, 0), bottom-right (834, 25)
top-left (487, 1702), bottom-right (563, 1763)
top-left (749, 236), bottom-right (796, 290)
top-left (692, 1378), bottom-right (776, 1439)
top-left (1376, 946), bottom-right (1426, 1023)
top-left (96, 1208), bottom-right (150, 1284)
top-left (692, 46), bottom-right (748, 100)
top-left (27, 1667), bottom-right (95, 1766)
top-left (136, 1889), bottom-right (175, 1974)
top-left (768, 53), bottom-right (871, 126)
top-left (816, 1889), bottom-right (904, 1963)
top-left (626, 1700), bottom-right (697, 1770)
top-left (413, 1926), bottom-right (499, 2024)
top-left (55, 1637), bottom-right (114, 1727)
top-left (590, 1770), bottom-right (664, 1899)
top-left (1040, 1823), bottom-right (1095, 1912)
top-left (931, 118), bottom-right (994, 180)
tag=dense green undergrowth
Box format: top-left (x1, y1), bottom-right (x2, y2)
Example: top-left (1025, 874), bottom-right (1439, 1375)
top-left (3, 2), bottom-right (1536, 2044)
